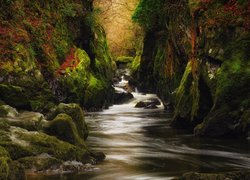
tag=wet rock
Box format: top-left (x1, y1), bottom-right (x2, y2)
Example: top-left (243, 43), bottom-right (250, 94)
top-left (114, 92), bottom-right (134, 104)
top-left (0, 125), bottom-right (94, 163)
top-left (145, 103), bottom-right (158, 109)
top-left (0, 109), bottom-right (46, 131)
top-left (90, 151), bottom-right (106, 162)
top-left (60, 161), bottom-right (95, 173)
top-left (46, 103), bottom-right (88, 140)
top-left (18, 153), bottom-right (62, 171)
top-left (135, 98), bottom-right (161, 108)
top-left (164, 102), bottom-right (174, 111)
top-left (43, 113), bottom-right (86, 147)
top-left (135, 101), bottom-right (146, 108)
top-left (148, 98), bottom-right (161, 105)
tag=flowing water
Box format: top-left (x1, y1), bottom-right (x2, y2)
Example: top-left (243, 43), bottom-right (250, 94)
top-left (27, 75), bottom-right (250, 180)
top-left (33, 91), bottom-right (250, 180)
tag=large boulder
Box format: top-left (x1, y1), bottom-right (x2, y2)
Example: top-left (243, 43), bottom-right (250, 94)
top-left (135, 98), bottom-right (161, 109)
top-left (114, 92), bottom-right (134, 104)
top-left (0, 125), bottom-right (95, 164)
top-left (47, 103), bottom-right (88, 140)
top-left (43, 113), bottom-right (85, 147)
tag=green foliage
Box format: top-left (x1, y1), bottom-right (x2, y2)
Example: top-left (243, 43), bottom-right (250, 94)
top-left (132, 0), bottom-right (166, 30)
top-left (115, 56), bottom-right (134, 63)
top-left (84, 74), bottom-right (108, 110)
top-left (131, 54), bottom-right (141, 74)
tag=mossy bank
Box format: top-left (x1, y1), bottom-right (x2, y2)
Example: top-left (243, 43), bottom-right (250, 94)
top-left (132, 0), bottom-right (250, 138)
top-left (0, 0), bottom-right (115, 112)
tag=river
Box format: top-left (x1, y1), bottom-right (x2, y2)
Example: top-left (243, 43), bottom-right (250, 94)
top-left (33, 91), bottom-right (250, 180)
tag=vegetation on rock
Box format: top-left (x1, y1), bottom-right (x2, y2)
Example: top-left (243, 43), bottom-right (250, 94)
top-left (132, 0), bottom-right (250, 137)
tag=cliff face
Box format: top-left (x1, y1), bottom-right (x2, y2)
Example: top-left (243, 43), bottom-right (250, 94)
top-left (0, 0), bottom-right (114, 112)
top-left (132, 0), bottom-right (250, 137)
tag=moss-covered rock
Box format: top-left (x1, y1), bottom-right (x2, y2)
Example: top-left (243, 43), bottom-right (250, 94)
top-left (0, 0), bottom-right (114, 112)
top-left (43, 113), bottom-right (85, 147)
top-left (0, 126), bottom-right (95, 164)
top-left (0, 146), bottom-right (25, 180)
top-left (84, 74), bottom-right (111, 110)
top-left (0, 84), bottom-right (30, 109)
top-left (0, 146), bottom-right (10, 180)
top-left (171, 62), bottom-right (213, 130)
top-left (115, 56), bottom-right (134, 65)
top-left (18, 154), bottom-right (62, 172)
top-left (0, 111), bottom-right (45, 131)
top-left (194, 37), bottom-right (250, 137)
top-left (0, 105), bottom-right (18, 118)
top-left (47, 103), bottom-right (88, 140)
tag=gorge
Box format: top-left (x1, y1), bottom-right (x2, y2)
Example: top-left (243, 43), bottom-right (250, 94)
top-left (0, 0), bottom-right (249, 179)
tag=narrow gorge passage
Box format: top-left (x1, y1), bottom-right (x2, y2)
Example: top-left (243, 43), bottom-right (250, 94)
top-left (34, 76), bottom-right (250, 180)
top-left (69, 79), bottom-right (250, 179)
top-left (1, 0), bottom-right (249, 179)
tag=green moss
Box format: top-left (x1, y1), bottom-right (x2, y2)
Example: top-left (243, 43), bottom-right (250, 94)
top-left (44, 113), bottom-right (85, 147)
top-left (174, 62), bottom-right (193, 119)
top-left (57, 48), bottom-right (91, 104)
top-left (0, 105), bottom-right (18, 118)
top-left (132, 0), bottom-right (166, 30)
top-left (8, 126), bottom-right (92, 162)
top-left (0, 111), bottom-right (44, 131)
top-left (0, 146), bottom-right (25, 180)
top-left (30, 96), bottom-right (55, 112)
top-left (47, 103), bottom-right (88, 140)
top-left (0, 84), bottom-right (30, 109)
top-left (0, 147), bottom-right (10, 180)
top-left (115, 56), bottom-right (134, 63)
top-left (190, 75), bottom-right (200, 119)
top-left (131, 54), bottom-right (141, 73)
top-left (18, 155), bottom-right (62, 171)
top-left (84, 74), bottom-right (108, 110)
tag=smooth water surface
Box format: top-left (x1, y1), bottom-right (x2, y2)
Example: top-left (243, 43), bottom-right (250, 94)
top-left (33, 92), bottom-right (250, 180)
top-left (83, 93), bottom-right (250, 179)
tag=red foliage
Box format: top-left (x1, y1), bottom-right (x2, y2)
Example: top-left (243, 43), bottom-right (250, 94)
top-left (46, 26), bottom-right (54, 41)
top-left (56, 48), bottom-right (80, 75)
top-left (223, 0), bottom-right (241, 15)
top-left (0, 27), bottom-right (9, 35)
top-left (28, 17), bottom-right (41, 28)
